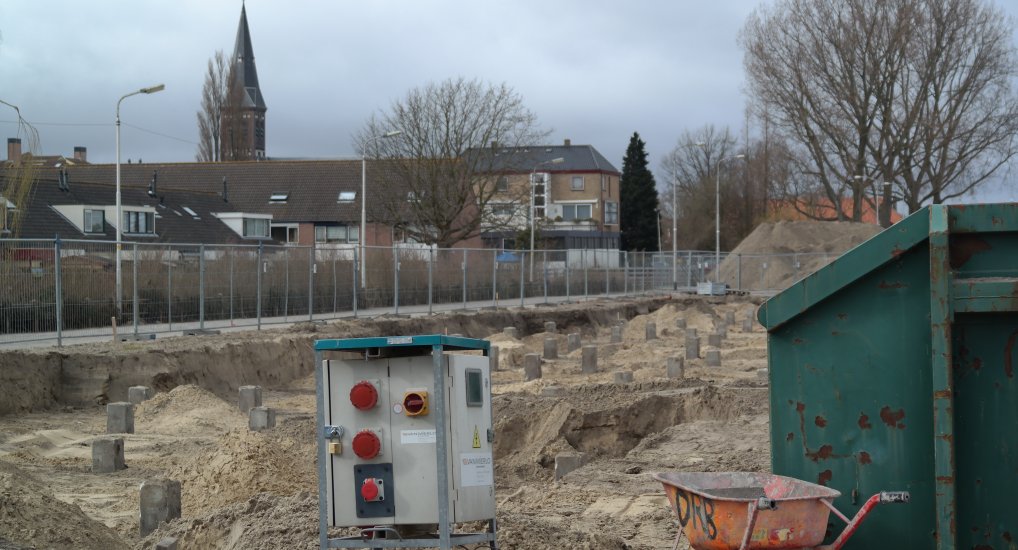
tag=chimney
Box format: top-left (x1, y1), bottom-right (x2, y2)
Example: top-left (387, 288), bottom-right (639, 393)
top-left (148, 170), bottom-right (158, 197)
top-left (564, 138), bottom-right (571, 147)
top-left (73, 146), bottom-right (87, 163)
top-left (222, 176), bottom-right (228, 202)
top-left (7, 138), bottom-right (21, 164)
top-left (490, 140), bottom-right (499, 149)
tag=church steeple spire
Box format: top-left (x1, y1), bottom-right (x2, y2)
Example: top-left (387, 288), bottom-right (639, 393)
top-left (223, 3), bottom-right (267, 160)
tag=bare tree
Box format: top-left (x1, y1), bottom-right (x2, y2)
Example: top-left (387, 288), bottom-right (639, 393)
top-left (741, 0), bottom-right (1018, 222)
top-left (0, 99), bottom-right (40, 238)
top-left (354, 78), bottom-right (546, 248)
top-left (196, 51), bottom-right (230, 162)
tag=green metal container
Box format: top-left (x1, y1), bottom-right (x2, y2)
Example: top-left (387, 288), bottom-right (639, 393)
top-left (758, 204), bottom-right (1018, 550)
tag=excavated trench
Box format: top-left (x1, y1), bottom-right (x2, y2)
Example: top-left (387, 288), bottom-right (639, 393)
top-left (0, 296), bottom-right (673, 415)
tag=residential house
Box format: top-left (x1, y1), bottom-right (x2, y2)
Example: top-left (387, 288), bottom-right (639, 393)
top-left (477, 140), bottom-right (621, 255)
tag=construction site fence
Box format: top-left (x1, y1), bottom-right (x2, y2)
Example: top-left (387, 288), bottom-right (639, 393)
top-left (0, 239), bottom-right (837, 346)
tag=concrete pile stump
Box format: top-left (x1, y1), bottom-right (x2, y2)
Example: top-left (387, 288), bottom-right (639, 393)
top-left (249, 406), bottom-right (276, 431)
top-left (567, 333), bottom-right (581, 352)
top-left (725, 311), bottom-right (736, 325)
top-left (106, 402), bottom-right (134, 434)
top-left (667, 357), bottom-right (684, 379)
top-left (127, 386), bottom-right (152, 405)
top-left (675, 318), bottom-right (686, 330)
top-left (742, 319), bottom-right (753, 333)
top-left (543, 337), bottom-right (558, 359)
top-left (490, 345), bottom-right (500, 371)
top-left (685, 328), bottom-right (697, 339)
top-left (155, 538), bottom-right (179, 550)
top-left (685, 337), bottom-right (700, 360)
top-left (91, 437), bottom-right (125, 473)
top-left (706, 349), bottom-right (722, 367)
top-left (645, 322), bottom-right (657, 341)
top-left (554, 453), bottom-right (586, 480)
top-left (718, 323), bottom-right (728, 339)
top-left (610, 326), bottom-right (623, 343)
top-left (503, 326), bottom-right (518, 338)
top-left (708, 332), bottom-right (723, 348)
top-left (523, 354), bottom-right (542, 381)
top-left (581, 345), bottom-right (598, 374)
top-left (139, 479), bottom-right (181, 537)
top-left (544, 321), bottom-right (557, 334)
top-left (614, 371), bottom-right (634, 384)
top-left (238, 385), bottom-right (262, 413)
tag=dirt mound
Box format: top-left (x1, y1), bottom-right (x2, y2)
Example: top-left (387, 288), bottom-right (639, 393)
top-left (164, 420), bottom-right (317, 517)
top-left (136, 384), bottom-right (247, 435)
top-left (137, 491), bottom-right (319, 550)
top-left (720, 220), bottom-right (880, 290)
top-left (0, 462), bottom-right (128, 550)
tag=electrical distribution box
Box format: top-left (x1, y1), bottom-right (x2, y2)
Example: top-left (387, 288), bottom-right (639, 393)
top-left (315, 335), bottom-right (496, 546)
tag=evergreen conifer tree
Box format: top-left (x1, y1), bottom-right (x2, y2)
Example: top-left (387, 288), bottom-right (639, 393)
top-left (619, 132), bottom-right (659, 251)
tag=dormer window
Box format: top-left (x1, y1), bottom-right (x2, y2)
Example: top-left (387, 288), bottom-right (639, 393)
top-left (123, 211), bottom-right (155, 235)
top-left (269, 192), bottom-right (288, 204)
top-left (84, 209), bottom-right (105, 233)
top-left (338, 191), bottom-right (356, 203)
top-left (0, 197), bottom-right (14, 234)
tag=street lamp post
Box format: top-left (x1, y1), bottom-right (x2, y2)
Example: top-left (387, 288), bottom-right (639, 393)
top-left (360, 130), bottom-right (403, 287)
top-left (115, 83), bottom-right (164, 315)
top-left (713, 154), bottom-right (745, 283)
top-left (671, 176), bottom-right (678, 291)
top-left (529, 157), bottom-right (564, 281)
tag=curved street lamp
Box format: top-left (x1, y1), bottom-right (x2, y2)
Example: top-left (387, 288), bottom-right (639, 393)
top-left (115, 84), bottom-right (164, 315)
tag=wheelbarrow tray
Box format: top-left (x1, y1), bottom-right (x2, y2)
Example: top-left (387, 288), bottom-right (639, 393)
top-left (653, 472), bottom-right (841, 550)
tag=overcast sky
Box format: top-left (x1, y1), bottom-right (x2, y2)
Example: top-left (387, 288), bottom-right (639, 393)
top-left (2, 1), bottom-right (1017, 202)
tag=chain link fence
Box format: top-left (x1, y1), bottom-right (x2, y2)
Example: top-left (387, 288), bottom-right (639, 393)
top-left (0, 238), bottom-right (837, 347)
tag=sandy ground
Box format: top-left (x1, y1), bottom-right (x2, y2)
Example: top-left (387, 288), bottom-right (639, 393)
top-left (0, 297), bottom-right (770, 550)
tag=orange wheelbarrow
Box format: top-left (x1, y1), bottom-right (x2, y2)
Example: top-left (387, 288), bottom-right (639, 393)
top-left (652, 472), bottom-right (909, 550)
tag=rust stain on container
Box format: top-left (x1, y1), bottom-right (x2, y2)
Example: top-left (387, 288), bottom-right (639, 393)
top-left (814, 415), bottom-right (827, 428)
top-left (818, 469), bottom-right (833, 486)
top-left (878, 280), bottom-right (906, 289)
top-left (880, 406), bottom-right (906, 429)
top-left (806, 444), bottom-right (835, 462)
top-left (786, 432), bottom-right (794, 442)
top-left (858, 413), bottom-right (872, 430)
top-left (858, 451), bottom-right (872, 465)
top-left (1005, 331), bottom-right (1018, 379)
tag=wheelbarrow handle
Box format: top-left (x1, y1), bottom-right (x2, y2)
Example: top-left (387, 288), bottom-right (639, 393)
top-left (819, 491), bottom-right (911, 550)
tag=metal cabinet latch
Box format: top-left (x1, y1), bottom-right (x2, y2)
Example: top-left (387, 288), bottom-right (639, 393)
top-left (324, 425), bottom-right (345, 439)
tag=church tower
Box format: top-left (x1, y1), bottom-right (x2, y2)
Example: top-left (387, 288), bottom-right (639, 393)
top-left (222, 4), bottom-right (267, 160)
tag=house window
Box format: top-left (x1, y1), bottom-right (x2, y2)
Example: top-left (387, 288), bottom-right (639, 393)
top-left (269, 192), bottom-right (288, 204)
top-left (338, 191), bottom-right (356, 203)
top-left (605, 201), bottom-right (618, 225)
top-left (243, 218), bottom-right (270, 238)
top-left (562, 204), bottom-right (592, 221)
top-left (84, 209), bottom-right (105, 233)
top-left (602, 175), bottom-right (607, 192)
top-left (123, 211), bottom-right (154, 234)
top-left (571, 176), bottom-right (584, 191)
top-left (491, 204), bottom-right (514, 217)
top-left (495, 176), bottom-right (509, 193)
top-left (315, 225), bottom-right (359, 244)
top-left (1, 198), bottom-right (14, 233)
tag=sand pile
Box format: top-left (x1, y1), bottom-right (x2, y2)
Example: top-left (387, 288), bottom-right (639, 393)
top-left (719, 220), bottom-right (881, 290)
top-left (0, 462), bottom-right (128, 550)
top-left (164, 423), bottom-right (317, 517)
top-left (137, 492), bottom-right (319, 550)
top-left (136, 384), bottom-right (247, 435)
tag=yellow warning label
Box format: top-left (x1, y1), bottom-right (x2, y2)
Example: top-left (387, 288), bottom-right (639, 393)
top-left (472, 426), bottom-right (481, 448)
